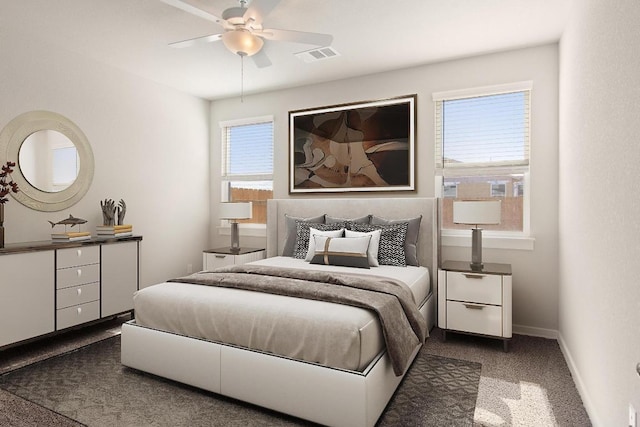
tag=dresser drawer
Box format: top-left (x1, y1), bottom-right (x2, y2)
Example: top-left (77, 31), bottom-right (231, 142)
top-left (56, 300), bottom-right (100, 330)
top-left (446, 271), bottom-right (502, 305)
top-left (57, 283), bottom-right (100, 309)
top-left (57, 246), bottom-right (100, 269)
top-left (56, 263), bottom-right (100, 289)
top-left (205, 253), bottom-right (236, 269)
top-left (446, 301), bottom-right (503, 337)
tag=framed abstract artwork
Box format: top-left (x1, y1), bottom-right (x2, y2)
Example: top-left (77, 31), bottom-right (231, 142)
top-left (289, 95), bottom-right (416, 193)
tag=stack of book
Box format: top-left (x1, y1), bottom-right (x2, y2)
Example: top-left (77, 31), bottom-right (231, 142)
top-left (96, 224), bottom-right (133, 238)
top-left (51, 231), bottom-right (91, 242)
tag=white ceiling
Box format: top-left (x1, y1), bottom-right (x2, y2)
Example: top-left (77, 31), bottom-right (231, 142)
top-left (3, 0), bottom-right (573, 100)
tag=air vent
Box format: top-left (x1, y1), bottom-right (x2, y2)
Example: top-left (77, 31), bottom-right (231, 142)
top-left (295, 46), bottom-right (340, 63)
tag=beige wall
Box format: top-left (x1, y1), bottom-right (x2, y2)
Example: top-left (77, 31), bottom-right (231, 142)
top-left (211, 44), bottom-right (560, 335)
top-left (559, 1), bottom-right (640, 425)
top-left (1, 30), bottom-right (211, 287)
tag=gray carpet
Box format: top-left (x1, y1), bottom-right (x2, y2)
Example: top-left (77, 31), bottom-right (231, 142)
top-left (0, 336), bottom-right (481, 426)
top-left (0, 390), bottom-right (84, 427)
top-left (0, 316), bottom-right (125, 376)
top-left (425, 328), bottom-right (591, 426)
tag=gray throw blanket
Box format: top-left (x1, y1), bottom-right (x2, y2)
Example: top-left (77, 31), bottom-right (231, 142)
top-left (170, 264), bottom-right (427, 376)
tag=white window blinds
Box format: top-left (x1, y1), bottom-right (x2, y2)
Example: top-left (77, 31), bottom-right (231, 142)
top-left (222, 119), bottom-right (273, 181)
top-left (435, 85), bottom-right (531, 176)
top-left (220, 117), bottom-right (274, 224)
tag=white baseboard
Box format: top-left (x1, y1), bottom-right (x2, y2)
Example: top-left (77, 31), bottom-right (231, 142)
top-left (512, 324), bottom-right (558, 339)
top-left (557, 331), bottom-right (600, 427)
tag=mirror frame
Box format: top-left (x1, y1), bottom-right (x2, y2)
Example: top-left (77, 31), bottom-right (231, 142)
top-left (0, 111), bottom-right (94, 212)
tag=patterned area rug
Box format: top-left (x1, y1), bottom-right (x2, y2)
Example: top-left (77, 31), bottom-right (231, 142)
top-left (0, 337), bottom-right (480, 426)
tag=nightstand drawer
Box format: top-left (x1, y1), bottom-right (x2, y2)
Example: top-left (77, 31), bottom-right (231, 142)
top-left (446, 271), bottom-right (502, 305)
top-left (203, 249), bottom-right (265, 270)
top-left (446, 301), bottom-right (502, 337)
top-left (205, 253), bottom-right (235, 269)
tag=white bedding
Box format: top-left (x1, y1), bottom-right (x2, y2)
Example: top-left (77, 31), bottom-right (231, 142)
top-left (133, 256), bottom-right (430, 372)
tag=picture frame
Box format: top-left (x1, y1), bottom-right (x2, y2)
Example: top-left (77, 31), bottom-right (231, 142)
top-left (289, 95), bottom-right (416, 193)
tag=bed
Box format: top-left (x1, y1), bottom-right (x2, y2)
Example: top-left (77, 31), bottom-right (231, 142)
top-left (121, 197), bottom-right (439, 427)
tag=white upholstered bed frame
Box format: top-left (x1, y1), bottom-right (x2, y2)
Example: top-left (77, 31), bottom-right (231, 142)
top-left (121, 197), bottom-right (438, 427)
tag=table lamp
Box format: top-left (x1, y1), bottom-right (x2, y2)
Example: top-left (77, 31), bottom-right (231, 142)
top-left (453, 200), bottom-right (501, 271)
top-left (219, 202), bottom-right (252, 253)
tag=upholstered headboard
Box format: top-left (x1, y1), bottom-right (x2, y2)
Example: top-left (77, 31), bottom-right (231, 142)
top-left (266, 197), bottom-right (439, 285)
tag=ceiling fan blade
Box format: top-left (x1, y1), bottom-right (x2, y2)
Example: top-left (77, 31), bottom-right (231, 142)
top-left (169, 33), bottom-right (223, 48)
top-left (257, 29), bottom-right (333, 47)
top-left (244, 0), bottom-right (281, 25)
top-left (251, 49), bottom-right (272, 68)
top-left (160, 0), bottom-right (224, 24)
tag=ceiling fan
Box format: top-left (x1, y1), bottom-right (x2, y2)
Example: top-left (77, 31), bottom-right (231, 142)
top-left (161, 0), bottom-right (333, 68)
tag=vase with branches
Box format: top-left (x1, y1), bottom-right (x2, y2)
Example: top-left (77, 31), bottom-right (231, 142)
top-left (0, 161), bottom-right (20, 248)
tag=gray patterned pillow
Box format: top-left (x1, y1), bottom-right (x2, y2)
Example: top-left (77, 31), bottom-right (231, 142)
top-left (352, 222), bottom-right (408, 266)
top-left (293, 221), bottom-right (346, 259)
top-left (371, 215), bottom-right (422, 266)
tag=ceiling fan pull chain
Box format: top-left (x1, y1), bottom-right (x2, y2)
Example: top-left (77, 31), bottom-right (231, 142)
top-left (240, 54), bottom-right (244, 103)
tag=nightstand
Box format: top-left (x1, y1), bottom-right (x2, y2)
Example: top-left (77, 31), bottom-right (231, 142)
top-left (438, 260), bottom-right (512, 351)
top-left (202, 247), bottom-right (266, 270)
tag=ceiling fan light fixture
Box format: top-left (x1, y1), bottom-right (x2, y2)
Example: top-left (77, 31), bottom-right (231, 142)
top-left (222, 30), bottom-right (264, 56)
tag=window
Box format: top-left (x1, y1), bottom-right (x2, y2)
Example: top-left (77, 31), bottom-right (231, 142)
top-left (434, 82), bottom-right (531, 234)
top-left (443, 181), bottom-right (458, 198)
top-left (513, 181), bottom-right (524, 197)
top-left (221, 116), bottom-right (274, 225)
top-left (490, 181), bottom-right (507, 198)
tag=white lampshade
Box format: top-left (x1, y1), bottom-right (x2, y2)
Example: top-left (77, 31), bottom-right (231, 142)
top-left (453, 200), bottom-right (501, 226)
top-left (219, 202), bottom-right (253, 220)
top-left (222, 30), bottom-right (264, 57)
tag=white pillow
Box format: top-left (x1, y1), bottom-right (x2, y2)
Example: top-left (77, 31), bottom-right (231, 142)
top-left (304, 227), bottom-right (345, 261)
top-left (345, 228), bottom-right (382, 267)
top-left (310, 235), bottom-right (372, 269)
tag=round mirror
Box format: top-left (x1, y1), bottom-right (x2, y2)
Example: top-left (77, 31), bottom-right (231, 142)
top-left (19, 130), bottom-right (80, 193)
top-left (0, 111), bottom-right (94, 211)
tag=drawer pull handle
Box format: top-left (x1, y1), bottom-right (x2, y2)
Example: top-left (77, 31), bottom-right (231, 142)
top-left (215, 255), bottom-right (226, 259)
top-left (77, 249), bottom-right (82, 257)
top-left (463, 274), bottom-right (484, 279)
top-left (77, 269), bottom-right (82, 277)
top-left (77, 307), bottom-right (82, 315)
top-left (77, 288), bottom-right (82, 296)
top-left (463, 303), bottom-right (485, 310)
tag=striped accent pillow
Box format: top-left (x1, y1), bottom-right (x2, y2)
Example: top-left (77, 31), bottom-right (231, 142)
top-left (304, 227), bottom-right (346, 261)
top-left (345, 229), bottom-right (382, 267)
top-left (310, 235), bottom-right (371, 269)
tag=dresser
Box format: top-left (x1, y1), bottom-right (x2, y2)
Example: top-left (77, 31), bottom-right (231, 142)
top-left (202, 247), bottom-right (265, 270)
top-left (0, 236), bottom-right (141, 348)
top-left (438, 260), bottom-right (512, 351)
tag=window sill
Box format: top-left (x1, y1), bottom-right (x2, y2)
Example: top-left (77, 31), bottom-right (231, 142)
top-left (218, 224), bottom-right (266, 238)
top-left (441, 231), bottom-right (535, 251)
